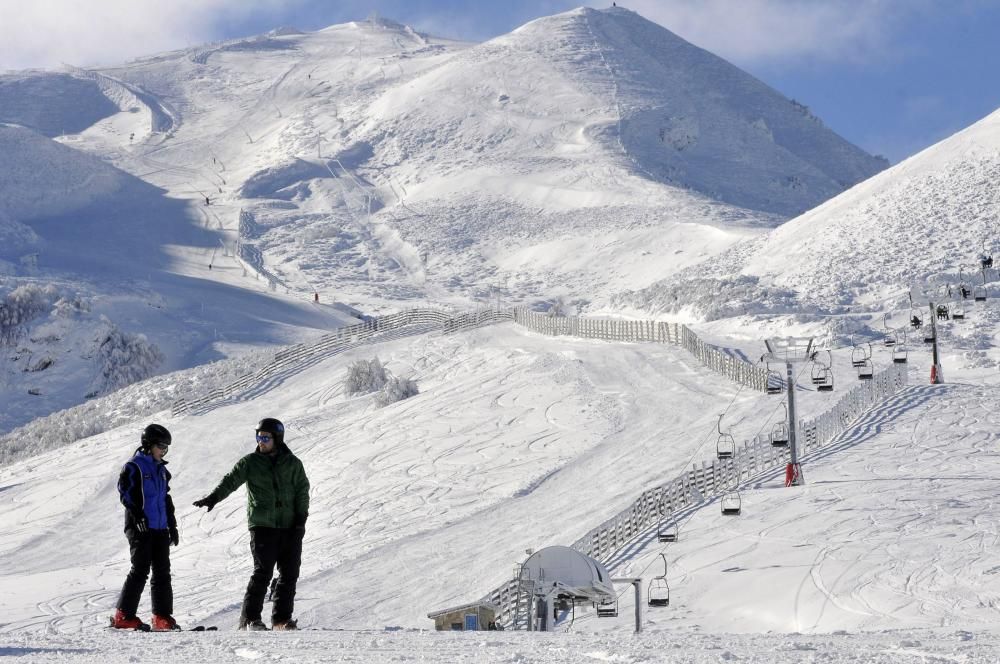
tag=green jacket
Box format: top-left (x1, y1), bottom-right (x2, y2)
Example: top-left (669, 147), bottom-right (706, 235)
top-left (208, 443), bottom-right (310, 529)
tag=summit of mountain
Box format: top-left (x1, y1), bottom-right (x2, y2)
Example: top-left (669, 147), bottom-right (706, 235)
top-left (490, 7), bottom-right (888, 215)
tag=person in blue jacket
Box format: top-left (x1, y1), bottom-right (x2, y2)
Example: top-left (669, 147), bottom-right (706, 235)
top-left (111, 424), bottom-right (181, 631)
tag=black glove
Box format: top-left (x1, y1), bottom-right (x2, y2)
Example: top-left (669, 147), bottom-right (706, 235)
top-left (134, 516), bottom-right (149, 534)
top-left (293, 519), bottom-right (306, 539)
top-left (193, 495), bottom-right (217, 512)
top-left (169, 526), bottom-right (179, 547)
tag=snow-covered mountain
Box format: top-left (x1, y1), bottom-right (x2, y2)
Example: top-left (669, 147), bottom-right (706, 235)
top-left (9, 7), bottom-right (1000, 660)
top-left (621, 106), bottom-right (1000, 334)
top-left (0, 7), bottom-right (887, 432)
top-left (741, 107), bottom-right (1000, 308)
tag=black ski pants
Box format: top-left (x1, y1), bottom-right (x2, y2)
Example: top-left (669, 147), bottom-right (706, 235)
top-left (117, 529), bottom-right (173, 617)
top-left (241, 527), bottom-right (303, 625)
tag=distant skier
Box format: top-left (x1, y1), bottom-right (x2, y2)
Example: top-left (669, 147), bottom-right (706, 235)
top-left (193, 418), bottom-right (310, 631)
top-left (111, 424), bottom-right (181, 631)
top-left (205, 196), bottom-right (211, 206)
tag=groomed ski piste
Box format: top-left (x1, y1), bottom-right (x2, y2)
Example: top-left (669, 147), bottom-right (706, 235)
top-left (4, 6), bottom-right (1000, 663)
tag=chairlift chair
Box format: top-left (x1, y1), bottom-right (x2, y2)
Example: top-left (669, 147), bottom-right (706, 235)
top-left (810, 361), bottom-right (826, 384)
top-left (596, 598), bottom-right (618, 618)
top-left (770, 402), bottom-right (789, 447)
top-left (657, 520), bottom-right (678, 543)
top-left (850, 341), bottom-right (870, 368)
top-left (770, 422), bottom-right (789, 447)
top-left (981, 241), bottom-right (994, 270)
top-left (717, 415), bottom-right (736, 460)
top-left (892, 344), bottom-right (908, 364)
top-left (817, 369), bottom-right (834, 392)
top-left (721, 491), bottom-right (742, 516)
top-left (764, 362), bottom-right (783, 395)
top-left (910, 313), bottom-right (923, 329)
top-left (816, 350), bottom-right (834, 392)
top-left (936, 304), bottom-right (950, 321)
top-left (974, 284), bottom-right (988, 302)
top-left (881, 314), bottom-right (896, 347)
top-left (717, 433), bottom-right (736, 459)
top-left (648, 554), bottom-right (670, 608)
top-left (857, 358), bottom-right (874, 380)
top-left (952, 302), bottom-right (965, 320)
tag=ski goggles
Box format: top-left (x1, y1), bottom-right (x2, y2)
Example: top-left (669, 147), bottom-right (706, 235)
top-left (256, 433), bottom-right (274, 443)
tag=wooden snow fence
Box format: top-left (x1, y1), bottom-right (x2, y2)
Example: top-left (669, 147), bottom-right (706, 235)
top-left (170, 307), bottom-right (512, 416)
top-left (510, 309), bottom-right (768, 393)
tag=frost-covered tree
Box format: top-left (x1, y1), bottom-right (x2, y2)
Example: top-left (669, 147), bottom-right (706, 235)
top-left (374, 374), bottom-right (419, 408)
top-left (94, 321), bottom-right (164, 393)
top-left (344, 356), bottom-right (388, 395)
top-left (52, 294), bottom-right (89, 318)
top-left (616, 275), bottom-right (802, 321)
top-left (0, 283), bottom-right (58, 345)
top-left (547, 296), bottom-right (569, 317)
top-left (344, 356), bottom-right (418, 406)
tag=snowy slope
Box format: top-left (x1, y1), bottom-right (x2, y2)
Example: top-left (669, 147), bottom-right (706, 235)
top-left (517, 8), bottom-right (887, 214)
top-left (0, 73), bottom-right (119, 138)
top-left (0, 125), bottom-right (125, 235)
top-left (740, 107), bottom-right (1000, 308)
top-left (3, 317), bottom-right (1000, 661)
top-left (0, 124), bottom-right (352, 432)
top-left (623, 106), bottom-right (1000, 321)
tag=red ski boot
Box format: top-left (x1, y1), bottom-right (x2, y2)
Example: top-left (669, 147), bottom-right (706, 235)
top-left (111, 609), bottom-right (149, 631)
top-left (151, 614), bottom-right (181, 631)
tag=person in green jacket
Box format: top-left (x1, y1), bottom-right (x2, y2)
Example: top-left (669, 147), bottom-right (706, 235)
top-left (193, 418), bottom-right (310, 631)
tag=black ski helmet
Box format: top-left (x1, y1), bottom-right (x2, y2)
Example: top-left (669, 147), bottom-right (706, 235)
top-left (256, 417), bottom-right (285, 445)
top-left (141, 423), bottom-right (172, 449)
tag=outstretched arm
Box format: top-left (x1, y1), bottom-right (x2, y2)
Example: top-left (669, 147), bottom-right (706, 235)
top-left (194, 457), bottom-right (249, 510)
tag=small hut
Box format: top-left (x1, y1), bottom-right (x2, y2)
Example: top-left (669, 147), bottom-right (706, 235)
top-left (427, 601), bottom-right (499, 631)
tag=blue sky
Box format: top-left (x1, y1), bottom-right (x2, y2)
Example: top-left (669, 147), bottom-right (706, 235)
top-left (2, 0), bottom-right (999, 163)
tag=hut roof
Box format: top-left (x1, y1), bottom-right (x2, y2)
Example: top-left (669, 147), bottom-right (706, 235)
top-left (427, 600), bottom-right (499, 619)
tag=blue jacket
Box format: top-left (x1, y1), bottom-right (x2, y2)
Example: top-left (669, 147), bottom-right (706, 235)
top-left (118, 449), bottom-right (176, 531)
